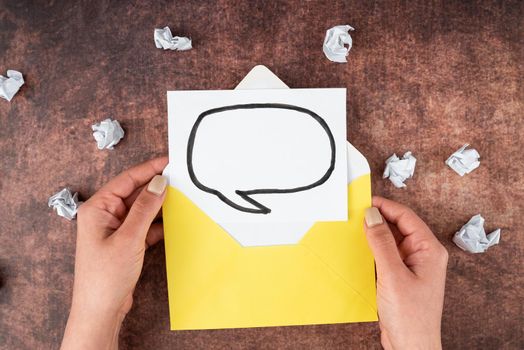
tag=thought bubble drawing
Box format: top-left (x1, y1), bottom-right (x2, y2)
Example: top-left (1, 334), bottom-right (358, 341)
top-left (187, 103), bottom-right (336, 214)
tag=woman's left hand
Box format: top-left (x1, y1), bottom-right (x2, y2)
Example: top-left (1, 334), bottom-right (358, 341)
top-left (62, 157), bottom-right (168, 350)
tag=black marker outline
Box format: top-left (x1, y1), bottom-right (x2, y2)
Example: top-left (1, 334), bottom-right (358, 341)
top-left (187, 103), bottom-right (336, 214)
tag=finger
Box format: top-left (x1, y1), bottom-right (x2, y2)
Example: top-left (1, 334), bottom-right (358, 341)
top-left (364, 207), bottom-right (407, 278)
top-left (372, 196), bottom-right (436, 241)
top-left (388, 222), bottom-right (404, 246)
top-left (100, 157), bottom-right (168, 199)
top-left (118, 175), bottom-right (167, 243)
top-left (124, 185), bottom-right (145, 208)
top-left (146, 222), bottom-right (164, 248)
top-left (397, 237), bottom-right (420, 267)
top-left (124, 185), bottom-right (163, 220)
top-left (77, 204), bottom-right (122, 240)
top-left (83, 189), bottom-right (128, 220)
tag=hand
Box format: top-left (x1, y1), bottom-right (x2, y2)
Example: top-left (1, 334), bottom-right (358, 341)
top-left (61, 157), bottom-right (168, 350)
top-left (364, 196), bottom-right (448, 350)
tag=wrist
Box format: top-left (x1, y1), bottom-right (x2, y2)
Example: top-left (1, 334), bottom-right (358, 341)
top-left (382, 327), bottom-right (442, 350)
top-left (62, 305), bottom-right (125, 350)
top-left (384, 339), bottom-right (442, 350)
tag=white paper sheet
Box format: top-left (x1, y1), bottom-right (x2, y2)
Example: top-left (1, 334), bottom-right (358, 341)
top-left (445, 144), bottom-right (480, 176)
top-left (323, 25), bottom-right (354, 63)
top-left (168, 88), bottom-right (347, 223)
top-left (383, 151), bottom-right (416, 188)
top-left (92, 118), bottom-right (124, 150)
top-left (154, 26), bottom-right (192, 51)
top-left (219, 142), bottom-right (369, 245)
top-left (453, 214), bottom-right (501, 253)
top-left (0, 70), bottom-right (24, 101)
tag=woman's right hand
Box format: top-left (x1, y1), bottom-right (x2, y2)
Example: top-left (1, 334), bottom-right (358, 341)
top-left (364, 196), bottom-right (449, 350)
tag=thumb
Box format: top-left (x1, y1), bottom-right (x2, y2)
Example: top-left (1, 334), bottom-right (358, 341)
top-left (364, 207), bottom-right (406, 277)
top-left (119, 175), bottom-right (167, 242)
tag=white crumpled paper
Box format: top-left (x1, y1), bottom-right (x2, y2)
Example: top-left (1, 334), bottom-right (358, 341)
top-left (453, 214), bottom-right (501, 253)
top-left (48, 188), bottom-right (81, 220)
top-left (92, 118), bottom-right (124, 150)
top-left (445, 144), bottom-right (480, 176)
top-left (383, 151), bottom-right (417, 188)
top-left (154, 26), bottom-right (192, 51)
top-left (0, 70), bottom-right (24, 101)
top-left (323, 25), bottom-right (354, 63)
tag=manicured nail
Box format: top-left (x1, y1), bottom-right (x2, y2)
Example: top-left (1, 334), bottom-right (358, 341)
top-left (365, 207), bottom-right (383, 228)
top-left (147, 175), bottom-right (167, 196)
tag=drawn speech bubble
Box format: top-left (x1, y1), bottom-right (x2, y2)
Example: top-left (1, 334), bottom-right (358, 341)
top-left (187, 103), bottom-right (336, 214)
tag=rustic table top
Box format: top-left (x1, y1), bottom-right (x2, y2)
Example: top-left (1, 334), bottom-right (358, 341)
top-left (1, 1), bottom-right (522, 349)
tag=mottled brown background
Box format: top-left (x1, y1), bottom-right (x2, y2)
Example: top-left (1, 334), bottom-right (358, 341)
top-left (0, 0), bottom-right (523, 349)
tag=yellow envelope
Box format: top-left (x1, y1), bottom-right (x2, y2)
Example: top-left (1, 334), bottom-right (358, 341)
top-left (163, 66), bottom-right (377, 330)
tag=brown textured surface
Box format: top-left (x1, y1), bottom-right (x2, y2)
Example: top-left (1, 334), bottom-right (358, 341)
top-left (0, 1), bottom-right (523, 349)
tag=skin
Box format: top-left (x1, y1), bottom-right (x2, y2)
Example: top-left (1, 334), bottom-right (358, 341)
top-left (62, 157), bottom-right (168, 350)
top-left (364, 197), bottom-right (448, 350)
top-left (61, 158), bottom-right (448, 350)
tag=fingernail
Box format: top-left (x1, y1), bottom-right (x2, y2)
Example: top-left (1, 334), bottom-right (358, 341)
top-left (147, 175), bottom-right (167, 196)
top-left (365, 207), bottom-right (383, 228)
